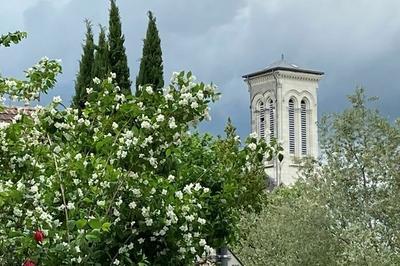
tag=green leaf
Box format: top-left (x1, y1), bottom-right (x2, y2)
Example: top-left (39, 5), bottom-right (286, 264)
top-left (67, 220), bottom-right (76, 230)
top-left (83, 197), bottom-right (92, 204)
top-left (85, 234), bottom-right (99, 241)
top-left (76, 219), bottom-right (87, 229)
top-left (101, 222), bottom-right (111, 232)
top-left (88, 218), bottom-right (102, 230)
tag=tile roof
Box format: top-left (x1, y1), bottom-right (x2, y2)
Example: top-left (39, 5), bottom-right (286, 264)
top-left (242, 58), bottom-right (324, 78)
top-left (0, 106), bottom-right (35, 123)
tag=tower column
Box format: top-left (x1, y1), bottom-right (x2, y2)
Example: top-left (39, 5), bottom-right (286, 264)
top-left (243, 58), bottom-right (323, 186)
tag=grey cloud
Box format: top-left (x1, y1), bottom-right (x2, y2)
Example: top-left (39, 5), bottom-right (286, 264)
top-left (0, 0), bottom-right (399, 139)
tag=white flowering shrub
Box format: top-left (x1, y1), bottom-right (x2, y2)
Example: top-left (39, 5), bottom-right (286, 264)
top-left (0, 32), bottom-right (281, 265)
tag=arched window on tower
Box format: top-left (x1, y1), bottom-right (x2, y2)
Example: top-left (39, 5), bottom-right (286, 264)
top-left (269, 99), bottom-right (275, 138)
top-left (288, 98), bottom-right (295, 154)
top-left (301, 98), bottom-right (308, 155)
top-left (258, 101), bottom-right (265, 139)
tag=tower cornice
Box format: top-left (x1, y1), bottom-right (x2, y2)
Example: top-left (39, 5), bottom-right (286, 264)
top-left (247, 70), bottom-right (323, 87)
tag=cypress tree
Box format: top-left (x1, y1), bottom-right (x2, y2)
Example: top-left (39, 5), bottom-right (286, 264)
top-left (92, 25), bottom-right (109, 80)
top-left (72, 20), bottom-right (95, 109)
top-left (136, 11), bottom-right (164, 95)
top-left (108, 0), bottom-right (131, 95)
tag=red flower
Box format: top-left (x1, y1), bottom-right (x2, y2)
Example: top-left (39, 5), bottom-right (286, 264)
top-left (34, 229), bottom-right (45, 243)
top-left (23, 259), bottom-right (36, 266)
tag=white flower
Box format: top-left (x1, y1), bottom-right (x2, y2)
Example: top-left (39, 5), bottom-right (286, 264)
top-left (249, 132), bottom-right (258, 139)
top-left (167, 175), bottom-right (175, 182)
top-left (111, 72), bottom-right (116, 79)
top-left (185, 214), bottom-right (195, 222)
top-left (145, 86), bottom-right (153, 94)
top-left (141, 206), bottom-right (150, 217)
top-left (179, 224), bottom-right (188, 232)
top-left (129, 201), bottom-right (137, 209)
top-left (198, 218), bottom-right (206, 225)
top-left (53, 96), bottom-right (62, 103)
top-left (149, 157), bottom-right (157, 168)
top-left (138, 238), bottom-right (145, 244)
top-left (199, 239), bottom-right (206, 246)
top-left (54, 146), bottom-right (62, 153)
top-left (196, 91), bottom-right (204, 100)
top-left (175, 191), bottom-right (183, 200)
top-left (190, 247), bottom-right (196, 254)
top-left (145, 218), bottom-right (153, 226)
top-left (75, 153), bottom-right (82, 160)
top-left (194, 183), bottom-right (202, 191)
top-left (93, 77), bottom-right (101, 84)
top-left (183, 183), bottom-right (193, 194)
top-left (112, 122), bottom-right (119, 130)
top-left (178, 99), bottom-right (188, 106)
top-left (204, 108), bottom-right (211, 121)
top-left (171, 72), bottom-right (179, 82)
top-left (248, 143), bottom-right (257, 151)
top-left (14, 114), bottom-right (22, 121)
top-left (132, 188), bottom-right (141, 197)
top-left (190, 102), bottom-right (198, 109)
top-left (168, 118), bottom-right (177, 129)
top-left (13, 208), bottom-right (22, 217)
top-left (97, 200), bottom-right (106, 207)
top-left (156, 114), bottom-right (165, 122)
top-left (108, 77), bottom-right (113, 83)
top-left (86, 87), bottom-right (93, 94)
top-left (113, 259), bottom-right (120, 265)
top-left (30, 185), bottom-right (38, 193)
top-left (165, 94), bottom-right (173, 101)
top-left (141, 121), bottom-right (151, 129)
top-left (178, 247), bottom-right (186, 254)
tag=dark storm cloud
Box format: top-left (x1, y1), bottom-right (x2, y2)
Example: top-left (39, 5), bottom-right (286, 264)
top-left (0, 0), bottom-right (399, 139)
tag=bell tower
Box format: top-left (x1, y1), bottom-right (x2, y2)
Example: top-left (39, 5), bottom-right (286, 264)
top-left (243, 57), bottom-right (324, 185)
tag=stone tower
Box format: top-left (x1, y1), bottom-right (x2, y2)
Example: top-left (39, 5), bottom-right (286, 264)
top-left (243, 57), bottom-right (324, 185)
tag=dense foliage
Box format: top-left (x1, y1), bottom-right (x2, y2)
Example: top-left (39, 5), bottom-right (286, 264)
top-left (0, 32), bottom-right (280, 265)
top-left (234, 89), bottom-right (400, 265)
top-left (92, 26), bottom-right (110, 82)
top-left (0, 31), bottom-right (27, 48)
top-left (72, 21), bottom-right (95, 109)
top-left (108, 0), bottom-right (131, 95)
top-left (136, 11), bottom-right (164, 95)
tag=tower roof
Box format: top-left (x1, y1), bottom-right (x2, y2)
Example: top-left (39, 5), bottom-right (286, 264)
top-left (242, 57), bottom-right (324, 79)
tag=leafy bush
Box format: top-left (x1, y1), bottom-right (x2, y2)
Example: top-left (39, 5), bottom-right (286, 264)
top-left (233, 89), bottom-right (400, 265)
top-left (0, 32), bottom-right (281, 265)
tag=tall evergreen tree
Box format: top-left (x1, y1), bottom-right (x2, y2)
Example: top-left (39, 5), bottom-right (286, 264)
top-left (92, 25), bottom-right (109, 80)
top-left (108, 0), bottom-right (131, 95)
top-left (72, 20), bottom-right (95, 109)
top-left (136, 11), bottom-right (164, 95)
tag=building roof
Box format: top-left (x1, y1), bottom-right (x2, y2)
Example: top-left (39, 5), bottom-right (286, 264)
top-left (0, 106), bottom-right (35, 123)
top-left (242, 57), bottom-right (324, 79)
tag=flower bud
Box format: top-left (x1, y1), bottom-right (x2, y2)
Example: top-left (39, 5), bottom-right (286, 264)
top-left (34, 230), bottom-right (45, 243)
top-left (23, 259), bottom-right (36, 266)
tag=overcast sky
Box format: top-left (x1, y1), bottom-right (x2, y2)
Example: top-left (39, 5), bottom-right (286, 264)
top-left (1, 0), bottom-right (399, 139)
